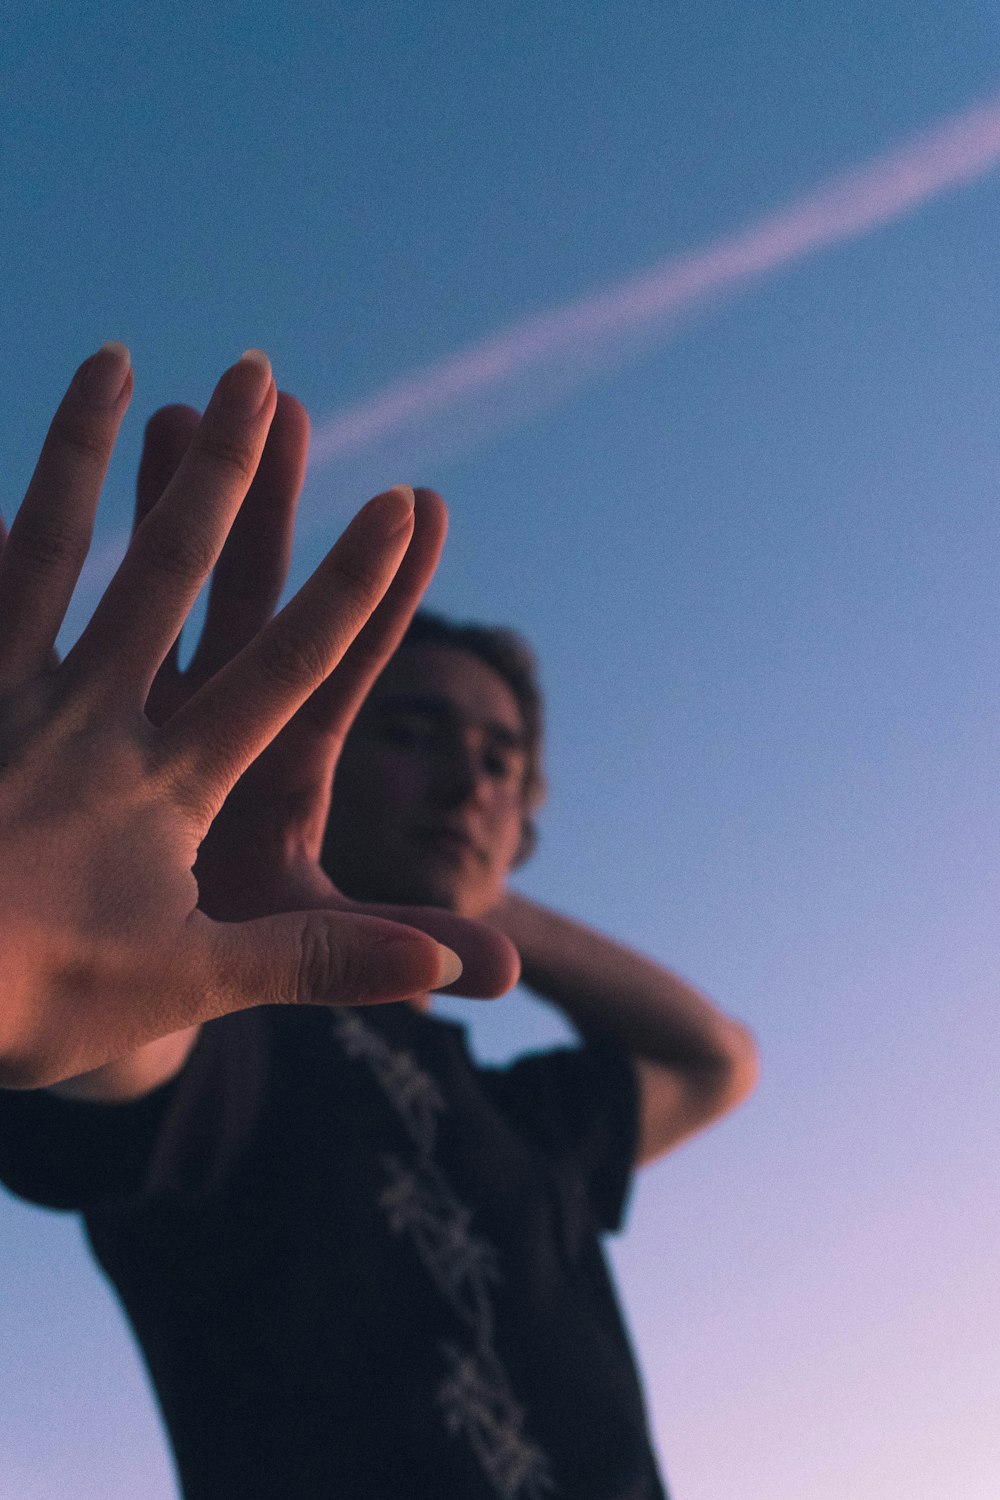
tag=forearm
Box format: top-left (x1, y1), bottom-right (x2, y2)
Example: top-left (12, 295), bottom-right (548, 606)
top-left (493, 892), bottom-right (748, 1063)
top-left (491, 890), bottom-right (758, 1160)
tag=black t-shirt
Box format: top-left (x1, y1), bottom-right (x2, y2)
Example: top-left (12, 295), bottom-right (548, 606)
top-left (0, 1006), bottom-right (669, 1500)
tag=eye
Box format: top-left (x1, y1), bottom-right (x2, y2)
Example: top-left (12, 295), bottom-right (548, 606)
top-left (483, 746), bottom-right (524, 782)
top-left (376, 714), bottom-right (437, 749)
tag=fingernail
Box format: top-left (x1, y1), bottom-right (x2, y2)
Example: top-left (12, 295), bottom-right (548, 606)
top-left (234, 348), bottom-right (274, 412)
top-left (387, 484), bottom-right (416, 511)
top-left (433, 944), bottom-right (464, 989)
top-left (78, 341), bottom-right (132, 406)
top-left (240, 347), bottom-right (271, 374)
top-left (370, 485), bottom-right (416, 532)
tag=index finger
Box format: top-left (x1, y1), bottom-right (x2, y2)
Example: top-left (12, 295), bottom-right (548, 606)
top-left (158, 484), bottom-right (418, 821)
top-left (297, 487), bottom-right (448, 742)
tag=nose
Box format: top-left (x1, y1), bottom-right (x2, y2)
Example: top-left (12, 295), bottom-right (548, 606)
top-left (431, 732), bottom-right (483, 808)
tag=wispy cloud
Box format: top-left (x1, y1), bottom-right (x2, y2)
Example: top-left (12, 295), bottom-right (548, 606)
top-left (310, 90), bottom-right (1000, 474)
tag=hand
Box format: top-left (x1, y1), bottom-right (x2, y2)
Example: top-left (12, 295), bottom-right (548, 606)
top-left (134, 393), bottom-right (520, 993)
top-left (0, 346), bottom-right (512, 1091)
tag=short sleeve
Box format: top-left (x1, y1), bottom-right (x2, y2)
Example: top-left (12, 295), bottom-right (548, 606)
top-left (477, 1032), bottom-right (640, 1233)
top-left (0, 1011), bottom-right (270, 1214)
top-left (0, 1076), bottom-right (183, 1211)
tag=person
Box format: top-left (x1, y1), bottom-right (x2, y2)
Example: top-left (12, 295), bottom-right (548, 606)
top-left (0, 373), bottom-right (758, 1499)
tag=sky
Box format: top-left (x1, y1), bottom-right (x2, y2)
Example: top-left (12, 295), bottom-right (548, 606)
top-left (2, 2), bottom-right (1000, 1496)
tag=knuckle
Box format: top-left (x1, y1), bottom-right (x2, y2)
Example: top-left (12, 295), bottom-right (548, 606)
top-left (329, 549), bottom-right (390, 615)
top-left (144, 520), bottom-right (218, 585)
top-left (294, 917), bottom-right (349, 1003)
top-left (50, 408), bottom-right (112, 466)
top-left (194, 429), bottom-right (260, 487)
top-left (255, 623), bottom-right (330, 692)
top-left (10, 510), bottom-right (90, 578)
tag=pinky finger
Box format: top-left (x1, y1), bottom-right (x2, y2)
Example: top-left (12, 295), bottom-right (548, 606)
top-left (0, 344), bottom-right (133, 693)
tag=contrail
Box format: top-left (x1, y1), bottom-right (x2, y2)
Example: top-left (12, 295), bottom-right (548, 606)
top-left (310, 89), bottom-right (1000, 470)
top-left (59, 89), bottom-right (1000, 641)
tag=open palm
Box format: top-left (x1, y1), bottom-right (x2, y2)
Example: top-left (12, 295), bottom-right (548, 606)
top-left (0, 349), bottom-right (515, 1092)
top-left (135, 396), bottom-right (518, 994)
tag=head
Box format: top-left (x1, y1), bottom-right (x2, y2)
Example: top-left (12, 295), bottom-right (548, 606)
top-left (321, 611), bottom-right (545, 918)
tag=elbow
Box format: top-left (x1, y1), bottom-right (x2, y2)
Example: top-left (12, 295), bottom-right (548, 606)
top-left (634, 1021), bottom-right (759, 1164)
top-left (679, 1020), bottom-right (760, 1129)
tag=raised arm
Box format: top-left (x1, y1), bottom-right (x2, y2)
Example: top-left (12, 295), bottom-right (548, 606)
top-left (490, 891), bottom-right (758, 1165)
top-left (0, 346), bottom-right (517, 1093)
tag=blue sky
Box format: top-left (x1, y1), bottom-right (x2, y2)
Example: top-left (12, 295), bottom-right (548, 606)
top-left (3, 3), bottom-right (1000, 1496)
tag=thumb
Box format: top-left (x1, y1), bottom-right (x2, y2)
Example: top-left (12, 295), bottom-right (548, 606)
top-left (195, 908), bottom-right (466, 1014)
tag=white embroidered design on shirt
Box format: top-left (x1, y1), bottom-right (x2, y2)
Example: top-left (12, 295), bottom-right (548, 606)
top-left (437, 1345), bottom-right (557, 1500)
top-left (330, 1010), bottom-right (556, 1498)
top-left (379, 1154), bottom-right (500, 1333)
top-left (333, 1009), bottom-right (444, 1157)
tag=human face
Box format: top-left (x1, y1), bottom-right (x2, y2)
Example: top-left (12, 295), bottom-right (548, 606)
top-left (321, 644), bottom-right (530, 917)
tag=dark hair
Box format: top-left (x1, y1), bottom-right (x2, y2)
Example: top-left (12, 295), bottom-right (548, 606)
top-left (399, 610), bottom-right (546, 864)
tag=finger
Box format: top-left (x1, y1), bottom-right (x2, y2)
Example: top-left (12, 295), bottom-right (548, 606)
top-left (196, 907), bottom-right (471, 1015)
top-left (134, 404), bottom-right (201, 530)
top-left (347, 900), bottom-right (521, 997)
top-left (9, 909), bottom-right (477, 1088)
top-left (160, 486), bottom-right (416, 819)
top-left (1, 505), bottom-right (60, 676)
top-left (187, 392), bottom-right (308, 678)
top-left (296, 487), bottom-right (447, 742)
top-left (134, 405), bottom-right (201, 714)
top-left (0, 343), bottom-right (133, 693)
top-left (221, 487), bottom-right (446, 818)
top-left (64, 351), bottom-right (277, 706)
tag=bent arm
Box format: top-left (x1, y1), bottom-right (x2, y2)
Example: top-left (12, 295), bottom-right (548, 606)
top-left (490, 891), bottom-right (759, 1165)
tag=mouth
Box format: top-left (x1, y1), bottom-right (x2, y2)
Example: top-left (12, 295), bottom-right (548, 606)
top-left (413, 825), bottom-right (485, 864)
